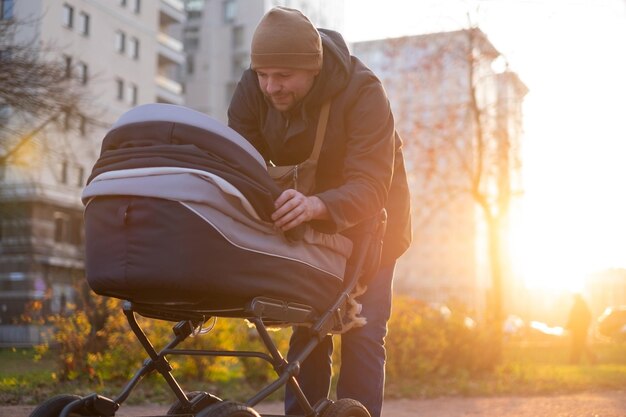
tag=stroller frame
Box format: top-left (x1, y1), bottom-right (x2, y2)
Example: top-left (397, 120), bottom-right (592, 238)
top-left (44, 212), bottom-right (386, 417)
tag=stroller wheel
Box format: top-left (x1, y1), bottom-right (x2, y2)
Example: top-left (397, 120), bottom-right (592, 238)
top-left (321, 399), bottom-right (371, 417)
top-left (196, 400), bottom-right (260, 417)
top-left (167, 391), bottom-right (222, 415)
top-left (29, 394), bottom-right (88, 417)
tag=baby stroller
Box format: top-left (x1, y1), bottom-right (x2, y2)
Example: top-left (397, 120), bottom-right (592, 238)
top-left (30, 104), bottom-right (386, 417)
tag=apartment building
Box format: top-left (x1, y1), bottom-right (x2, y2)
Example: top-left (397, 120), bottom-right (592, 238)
top-left (353, 30), bottom-right (527, 313)
top-left (0, 0), bottom-right (185, 345)
top-left (183, 0), bottom-right (344, 122)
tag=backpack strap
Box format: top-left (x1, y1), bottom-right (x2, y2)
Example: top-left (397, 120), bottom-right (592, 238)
top-left (309, 100), bottom-right (331, 162)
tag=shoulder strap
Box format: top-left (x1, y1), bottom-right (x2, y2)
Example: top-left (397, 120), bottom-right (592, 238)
top-left (309, 100), bottom-right (331, 162)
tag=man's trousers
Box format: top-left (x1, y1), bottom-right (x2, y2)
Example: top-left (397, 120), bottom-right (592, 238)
top-left (284, 263), bottom-right (395, 417)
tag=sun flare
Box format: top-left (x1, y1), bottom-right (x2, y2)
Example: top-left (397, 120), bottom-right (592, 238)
top-left (345, 0), bottom-right (626, 294)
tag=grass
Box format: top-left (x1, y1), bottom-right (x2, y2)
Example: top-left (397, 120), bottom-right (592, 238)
top-left (0, 348), bottom-right (62, 405)
top-left (385, 340), bottom-right (626, 399)
top-left (0, 347), bottom-right (282, 406)
top-left (2, 341), bottom-right (626, 406)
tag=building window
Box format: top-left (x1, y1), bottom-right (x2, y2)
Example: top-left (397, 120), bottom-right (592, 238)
top-left (115, 30), bottom-right (126, 53)
top-left (127, 83), bottom-right (138, 105)
top-left (232, 25), bottom-right (244, 48)
top-left (60, 161), bottom-right (68, 184)
top-left (61, 110), bottom-right (72, 131)
top-left (132, 0), bottom-right (141, 14)
top-left (184, 37), bottom-right (199, 51)
top-left (0, 48), bottom-right (10, 61)
top-left (62, 109), bottom-right (72, 131)
top-left (76, 165), bottom-right (85, 186)
top-left (77, 62), bottom-right (88, 84)
top-left (78, 114), bottom-right (87, 136)
top-left (232, 53), bottom-right (247, 77)
top-left (115, 78), bottom-right (124, 100)
top-left (1, 0), bottom-right (14, 20)
top-left (0, 104), bottom-right (9, 130)
top-left (186, 55), bottom-right (195, 75)
top-left (71, 217), bottom-right (83, 245)
top-left (129, 37), bottom-right (139, 59)
top-left (223, 0), bottom-right (236, 23)
top-left (54, 212), bottom-right (70, 243)
top-left (78, 11), bottom-right (90, 36)
top-left (63, 55), bottom-right (72, 78)
top-left (62, 3), bottom-right (74, 28)
top-left (186, 0), bottom-right (203, 12)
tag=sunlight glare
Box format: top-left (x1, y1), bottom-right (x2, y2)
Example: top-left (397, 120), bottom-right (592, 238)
top-left (344, 0), bottom-right (626, 293)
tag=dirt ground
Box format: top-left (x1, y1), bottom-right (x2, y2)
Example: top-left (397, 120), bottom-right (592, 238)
top-left (3, 390), bottom-right (626, 417)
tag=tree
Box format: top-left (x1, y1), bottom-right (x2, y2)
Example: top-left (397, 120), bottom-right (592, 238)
top-left (0, 14), bottom-right (102, 328)
top-left (0, 15), bottom-right (96, 167)
top-left (356, 26), bottom-right (527, 363)
top-left (406, 28), bottom-right (526, 361)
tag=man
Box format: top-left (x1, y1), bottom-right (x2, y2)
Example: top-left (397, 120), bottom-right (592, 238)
top-left (228, 7), bottom-right (411, 417)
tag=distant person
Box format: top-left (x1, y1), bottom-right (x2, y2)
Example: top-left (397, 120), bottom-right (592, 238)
top-left (566, 294), bottom-right (596, 364)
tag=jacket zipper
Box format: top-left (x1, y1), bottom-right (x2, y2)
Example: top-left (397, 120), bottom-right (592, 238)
top-left (294, 164), bottom-right (298, 191)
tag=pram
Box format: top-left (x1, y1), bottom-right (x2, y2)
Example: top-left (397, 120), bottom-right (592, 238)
top-left (30, 104), bottom-right (385, 417)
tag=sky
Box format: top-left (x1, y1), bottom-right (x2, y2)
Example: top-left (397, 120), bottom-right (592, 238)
top-left (343, 0), bottom-right (626, 291)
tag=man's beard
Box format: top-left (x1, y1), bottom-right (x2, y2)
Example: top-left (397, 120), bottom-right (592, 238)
top-left (266, 92), bottom-right (296, 111)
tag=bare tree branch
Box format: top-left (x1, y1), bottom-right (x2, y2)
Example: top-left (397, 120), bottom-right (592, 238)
top-left (370, 24), bottom-right (527, 363)
top-left (0, 16), bottom-right (97, 164)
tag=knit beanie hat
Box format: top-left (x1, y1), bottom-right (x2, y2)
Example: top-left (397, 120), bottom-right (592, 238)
top-left (251, 7), bottom-right (323, 71)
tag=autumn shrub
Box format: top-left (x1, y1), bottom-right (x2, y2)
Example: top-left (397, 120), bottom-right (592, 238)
top-left (437, 302), bottom-right (499, 375)
top-left (26, 285), bottom-right (111, 381)
top-left (386, 295), bottom-right (498, 382)
top-left (386, 296), bottom-right (448, 380)
top-left (33, 284), bottom-right (290, 389)
top-left (34, 284), bottom-right (498, 395)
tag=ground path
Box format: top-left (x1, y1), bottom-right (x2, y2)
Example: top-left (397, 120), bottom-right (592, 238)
top-left (3, 390), bottom-right (626, 417)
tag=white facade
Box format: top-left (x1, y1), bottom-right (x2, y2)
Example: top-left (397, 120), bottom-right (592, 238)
top-left (183, 0), bottom-right (344, 122)
top-left (3, 0), bottom-right (185, 199)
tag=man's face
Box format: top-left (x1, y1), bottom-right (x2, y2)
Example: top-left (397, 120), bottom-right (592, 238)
top-left (256, 67), bottom-right (319, 112)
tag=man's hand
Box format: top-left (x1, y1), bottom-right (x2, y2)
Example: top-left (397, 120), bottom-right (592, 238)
top-left (272, 189), bottom-right (328, 231)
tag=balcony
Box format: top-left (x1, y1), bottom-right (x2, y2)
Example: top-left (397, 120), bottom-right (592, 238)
top-left (155, 75), bottom-right (184, 105)
top-left (157, 32), bottom-right (185, 65)
top-left (160, 0), bottom-right (185, 25)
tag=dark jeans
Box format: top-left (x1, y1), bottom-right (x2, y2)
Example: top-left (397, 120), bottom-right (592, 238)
top-left (284, 263), bottom-right (395, 417)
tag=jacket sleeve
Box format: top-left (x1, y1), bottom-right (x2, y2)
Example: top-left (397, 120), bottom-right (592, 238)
top-left (313, 78), bottom-right (395, 233)
top-left (227, 70), bottom-right (270, 160)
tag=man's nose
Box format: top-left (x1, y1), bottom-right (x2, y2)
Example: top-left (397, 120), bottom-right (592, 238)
top-left (265, 77), bottom-right (281, 94)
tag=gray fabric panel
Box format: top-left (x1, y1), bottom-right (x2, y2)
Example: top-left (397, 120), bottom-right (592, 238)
top-left (181, 201), bottom-right (349, 280)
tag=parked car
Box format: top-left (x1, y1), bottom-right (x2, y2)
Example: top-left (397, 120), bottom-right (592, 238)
top-left (597, 306), bottom-right (626, 341)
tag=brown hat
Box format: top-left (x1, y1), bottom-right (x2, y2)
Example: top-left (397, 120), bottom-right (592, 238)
top-left (251, 7), bottom-right (323, 71)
